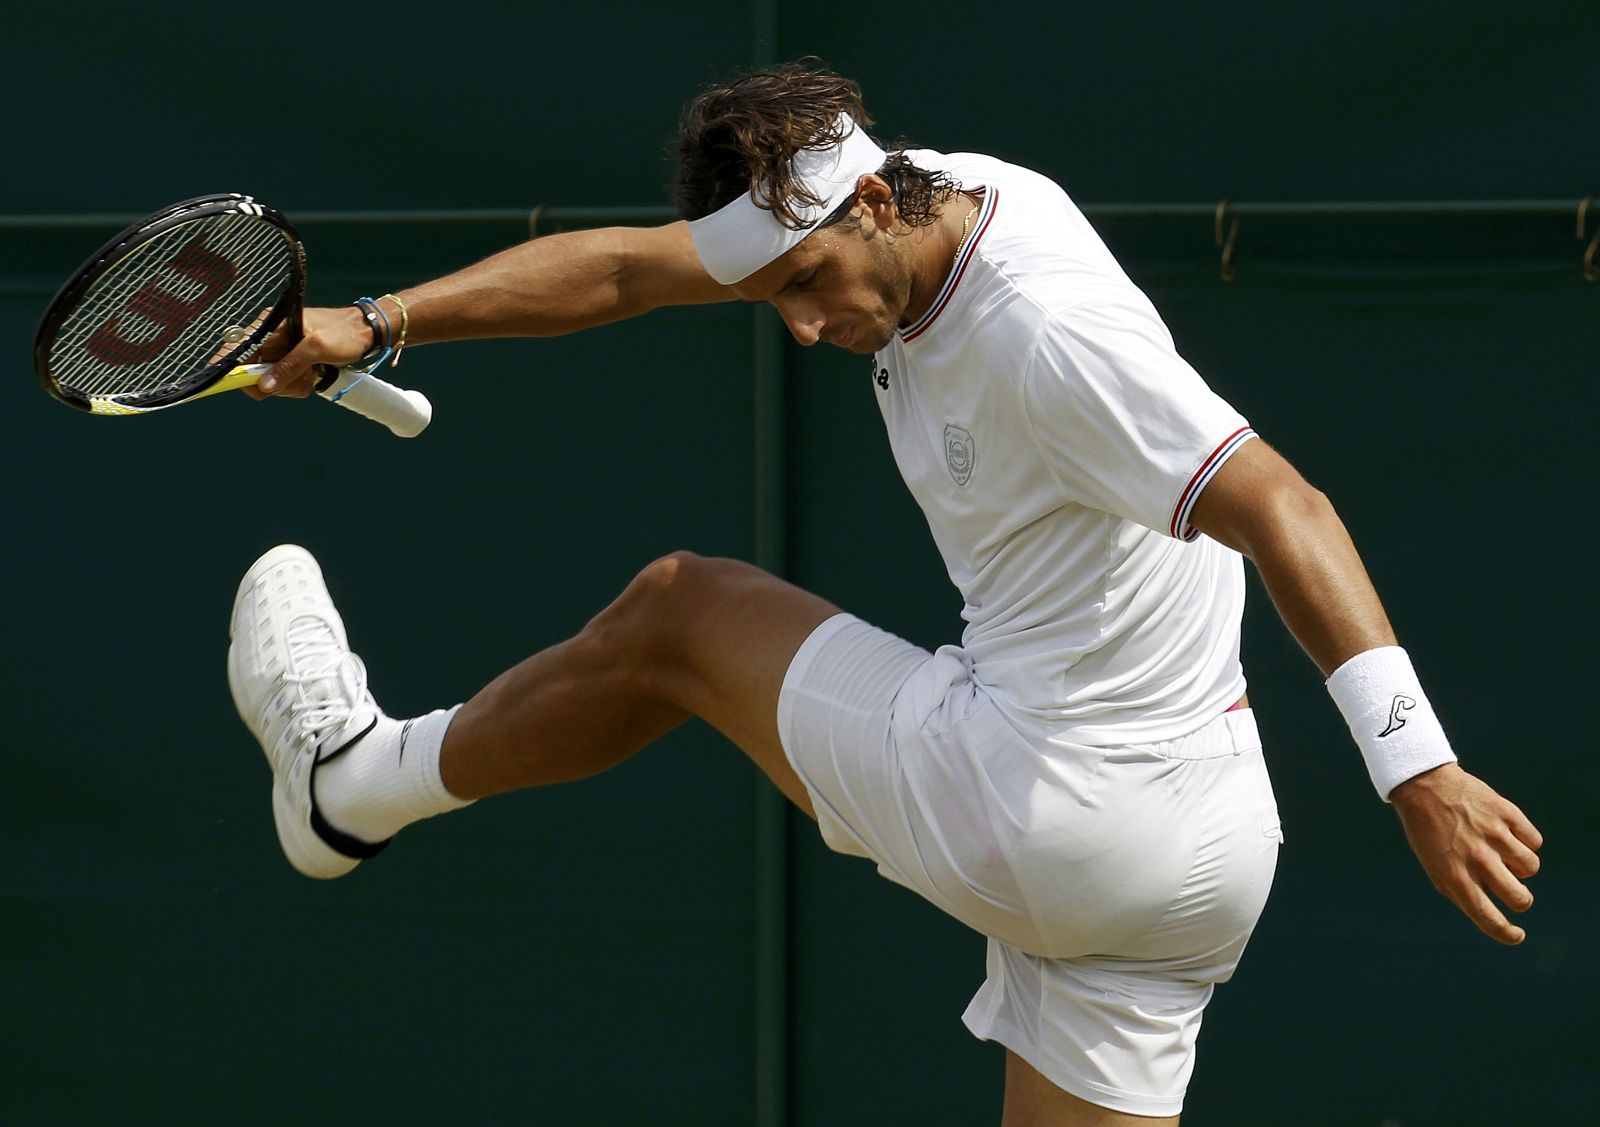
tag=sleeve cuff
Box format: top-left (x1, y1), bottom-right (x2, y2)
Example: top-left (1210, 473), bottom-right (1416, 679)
top-left (1170, 427), bottom-right (1257, 541)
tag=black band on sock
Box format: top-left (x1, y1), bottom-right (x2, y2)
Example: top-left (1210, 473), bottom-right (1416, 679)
top-left (309, 797), bottom-right (392, 860)
top-left (307, 716), bottom-right (390, 861)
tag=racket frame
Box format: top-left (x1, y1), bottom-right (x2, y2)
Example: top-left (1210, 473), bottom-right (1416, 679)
top-left (34, 193), bottom-right (310, 414)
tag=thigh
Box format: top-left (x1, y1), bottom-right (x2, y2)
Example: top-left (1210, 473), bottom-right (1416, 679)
top-left (1003, 1052), bottom-right (1179, 1127)
top-left (635, 553), bottom-right (841, 814)
top-left (776, 615), bottom-right (1051, 945)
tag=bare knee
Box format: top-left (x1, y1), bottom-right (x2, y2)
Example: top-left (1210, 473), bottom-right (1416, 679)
top-left (621, 550), bottom-right (758, 621)
top-left (579, 551), bottom-right (756, 671)
top-left (631, 550), bottom-right (714, 604)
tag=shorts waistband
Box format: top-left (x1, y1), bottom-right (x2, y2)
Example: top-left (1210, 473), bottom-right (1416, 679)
top-left (1146, 707), bottom-right (1261, 761)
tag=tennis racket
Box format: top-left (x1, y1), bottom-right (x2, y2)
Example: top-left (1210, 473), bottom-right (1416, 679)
top-left (33, 193), bottom-right (432, 438)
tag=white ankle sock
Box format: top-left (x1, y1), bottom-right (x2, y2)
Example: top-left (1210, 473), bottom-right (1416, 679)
top-left (313, 704), bottom-right (474, 844)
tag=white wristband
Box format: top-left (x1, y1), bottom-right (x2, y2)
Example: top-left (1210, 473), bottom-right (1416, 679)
top-left (1325, 646), bottom-right (1457, 801)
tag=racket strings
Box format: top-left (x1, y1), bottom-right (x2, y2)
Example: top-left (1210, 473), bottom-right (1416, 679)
top-left (50, 213), bottom-right (298, 401)
top-left (62, 216), bottom-right (289, 395)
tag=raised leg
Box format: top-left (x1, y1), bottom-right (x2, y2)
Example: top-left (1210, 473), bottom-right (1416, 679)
top-left (440, 551), bottom-right (839, 814)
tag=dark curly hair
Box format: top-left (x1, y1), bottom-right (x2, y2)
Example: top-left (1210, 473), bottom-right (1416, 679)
top-left (673, 59), bottom-right (956, 232)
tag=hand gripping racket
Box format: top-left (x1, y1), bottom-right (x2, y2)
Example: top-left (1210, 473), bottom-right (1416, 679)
top-left (33, 193), bottom-right (432, 437)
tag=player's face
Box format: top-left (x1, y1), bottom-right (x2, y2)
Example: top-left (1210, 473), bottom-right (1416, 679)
top-left (732, 221), bottom-right (912, 355)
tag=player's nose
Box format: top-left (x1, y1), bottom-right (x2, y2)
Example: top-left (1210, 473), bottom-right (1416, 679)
top-left (778, 304), bottom-right (824, 347)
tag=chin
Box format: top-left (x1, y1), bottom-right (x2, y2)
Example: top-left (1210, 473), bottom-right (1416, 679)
top-left (856, 325), bottom-right (897, 354)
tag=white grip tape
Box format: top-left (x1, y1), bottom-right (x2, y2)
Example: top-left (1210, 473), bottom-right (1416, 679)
top-left (1325, 646), bottom-right (1457, 801)
top-left (317, 367), bottom-right (433, 438)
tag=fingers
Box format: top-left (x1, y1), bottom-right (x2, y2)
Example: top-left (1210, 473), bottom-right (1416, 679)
top-left (1490, 795), bottom-right (1542, 883)
top-left (1395, 769), bottom-right (1543, 945)
top-left (1426, 841), bottom-right (1531, 945)
top-left (1502, 833), bottom-right (1541, 880)
top-left (1503, 798), bottom-right (1544, 853)
top-left (1477, 850), bottom-right (1534, 915)
top-left (258, 342), bottom-right (323, 398)
top-left (238, 310), bottom-right (315, 399)
top-left (248, 305), bottom-right (375, 400)
top-left (1453, 881), bottom-right (1526, 946)
top-left (242, 350), bottom-right (316, 400)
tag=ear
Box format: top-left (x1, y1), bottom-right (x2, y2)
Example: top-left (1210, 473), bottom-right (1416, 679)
top-left (852, 173), bottom-right (900, 234)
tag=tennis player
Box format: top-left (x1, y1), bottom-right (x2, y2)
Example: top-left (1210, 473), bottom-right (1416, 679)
top-left (233, 62), bottom-right (1542, 1125)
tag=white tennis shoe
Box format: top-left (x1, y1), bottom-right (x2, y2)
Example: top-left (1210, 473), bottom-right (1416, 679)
top-left (228, 544), bottom-right (390, 879)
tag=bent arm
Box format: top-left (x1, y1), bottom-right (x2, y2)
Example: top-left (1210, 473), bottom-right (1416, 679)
top-left (259, 221), bottom-right (731, 394)
top-left (1188, 437), bottom-right (1543, 944)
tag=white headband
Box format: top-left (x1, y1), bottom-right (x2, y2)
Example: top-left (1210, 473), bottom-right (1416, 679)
top-left (687, 113), bottom-right (888, 285)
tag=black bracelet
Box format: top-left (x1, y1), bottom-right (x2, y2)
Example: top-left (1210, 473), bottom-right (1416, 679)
top-left (353, 296), bottom-right (394, 353)
top-left (350, 296), bottom-right (396, 372)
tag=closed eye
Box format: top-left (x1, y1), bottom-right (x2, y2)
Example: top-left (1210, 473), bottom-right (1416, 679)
top-left (786, 267), bottom-right (821, 294)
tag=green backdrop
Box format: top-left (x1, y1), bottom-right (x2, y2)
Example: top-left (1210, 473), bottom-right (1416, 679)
top-left (3, 3), bottom-right (1593, 1124)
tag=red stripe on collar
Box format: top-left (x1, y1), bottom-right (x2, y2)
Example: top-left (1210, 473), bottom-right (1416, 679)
top-left (901, 188), bottom-right (999, 344)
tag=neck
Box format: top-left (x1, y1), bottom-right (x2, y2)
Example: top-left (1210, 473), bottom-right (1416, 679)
top-left (898, 192), bottom-right (979, 328)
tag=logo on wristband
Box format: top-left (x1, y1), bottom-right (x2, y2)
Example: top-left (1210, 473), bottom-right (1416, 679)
top-left (1378, 694), bottom-right (1417, 738)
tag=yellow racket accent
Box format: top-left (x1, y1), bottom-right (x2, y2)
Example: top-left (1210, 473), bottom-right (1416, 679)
top-left (87, 363), bottom-right (269, 416)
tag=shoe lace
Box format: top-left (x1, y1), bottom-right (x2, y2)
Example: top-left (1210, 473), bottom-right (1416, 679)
top-left (281, 612), bottom-right (371, 747)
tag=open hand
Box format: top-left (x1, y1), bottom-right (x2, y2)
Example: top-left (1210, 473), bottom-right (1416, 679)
top-left (1390, 763), bottom-right (1542, 944)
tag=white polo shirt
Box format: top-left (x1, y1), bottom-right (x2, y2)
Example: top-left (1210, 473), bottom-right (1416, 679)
top-left (871, 151), bottom-right (1256, 744)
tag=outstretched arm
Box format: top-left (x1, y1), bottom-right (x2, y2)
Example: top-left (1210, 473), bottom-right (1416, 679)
top-left (256, 221), bottom-right (731, 396)
top-left (1188, 437), bottom-right (1543, 944)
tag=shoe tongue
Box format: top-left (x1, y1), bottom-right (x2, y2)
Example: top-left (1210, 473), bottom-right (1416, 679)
top-left (288, 613), bottom-right (373, 757)
top-left (290, 612), bottom-right (344, 659)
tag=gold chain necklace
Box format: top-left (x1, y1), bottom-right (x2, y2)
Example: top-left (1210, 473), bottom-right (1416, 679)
top-left (952, 199), bottom-right (981, 263)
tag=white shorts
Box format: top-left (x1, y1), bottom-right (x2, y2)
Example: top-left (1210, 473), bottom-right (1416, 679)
top-left (776, 614), bottom-right (1282, 1117)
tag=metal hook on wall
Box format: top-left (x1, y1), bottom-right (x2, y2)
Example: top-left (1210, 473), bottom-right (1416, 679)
top-left (1214, 199), bottom-right (1239, 282)
top-left (1579, 196), bottom-right (1598, 282)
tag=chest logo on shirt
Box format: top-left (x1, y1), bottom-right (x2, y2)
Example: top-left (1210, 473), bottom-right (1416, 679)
top-left (874, 365), bottom-right (889, 390)
top-left (944, 424), bottom-right (975, 487)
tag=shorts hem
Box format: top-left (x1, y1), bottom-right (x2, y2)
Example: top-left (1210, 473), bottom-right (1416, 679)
top-left (776, 611), bottom-right (862, 788)
top-left (775, 612), bottom-right (888, 859)
top-left (964, 1014), bottom-right (1186, 1118)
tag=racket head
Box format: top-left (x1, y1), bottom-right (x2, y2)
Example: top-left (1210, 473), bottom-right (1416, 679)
top-left (34, 194), bottom-right (308, 415)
